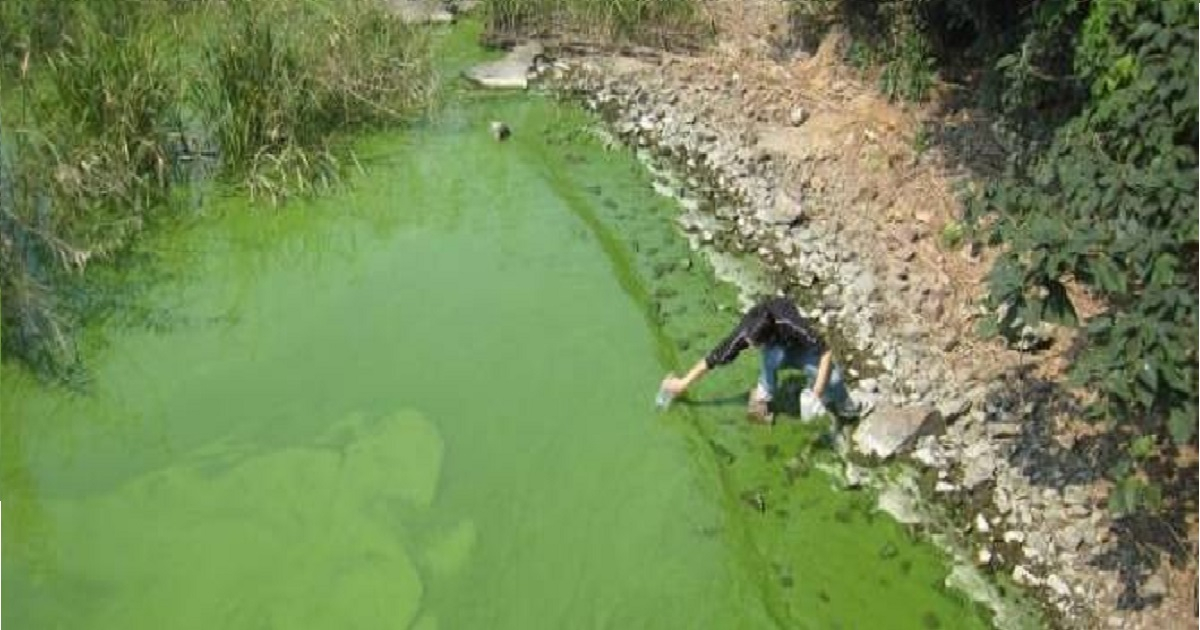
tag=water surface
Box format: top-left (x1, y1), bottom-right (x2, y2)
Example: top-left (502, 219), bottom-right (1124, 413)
top-left (2, 25), bottom-right (995, 630)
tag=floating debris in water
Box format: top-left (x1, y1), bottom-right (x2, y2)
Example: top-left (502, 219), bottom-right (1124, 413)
top-left (490, 121), bottom-right (511, 141)
top-left (740, 489), bottom-right (767, 513)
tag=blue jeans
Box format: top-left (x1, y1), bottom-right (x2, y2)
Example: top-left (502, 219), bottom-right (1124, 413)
top-left (758, 344), bottom-right (850, 410)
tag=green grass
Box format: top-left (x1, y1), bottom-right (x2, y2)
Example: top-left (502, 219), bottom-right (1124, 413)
top-left (482, 0), bottom-right (712, 49)
top-left (0, 0), bottom-right (436, 378)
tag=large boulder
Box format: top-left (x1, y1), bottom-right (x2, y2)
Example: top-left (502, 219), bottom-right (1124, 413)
top-left (464, 42), bottom-right (544, 90)
top-left (852, 403), bottom-right (944, 459)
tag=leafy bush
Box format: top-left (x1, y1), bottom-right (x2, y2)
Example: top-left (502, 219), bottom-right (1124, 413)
top-left (969, 0), bottom-right (1197, 513)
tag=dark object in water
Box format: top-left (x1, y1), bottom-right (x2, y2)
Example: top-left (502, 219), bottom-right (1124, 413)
top-left (490, 121), bottom-right (511, 141)
top-left (740, 489), bottom-right (767, 513)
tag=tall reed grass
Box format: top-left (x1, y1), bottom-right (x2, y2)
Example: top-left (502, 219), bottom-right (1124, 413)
top-left (482, 0), bottom-right (711, 49)
top-left (1, 0), bottom-right (435, 379)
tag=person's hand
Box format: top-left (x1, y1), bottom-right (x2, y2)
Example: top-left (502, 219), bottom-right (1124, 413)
top-left (661, 374), bottom-right (688, 397)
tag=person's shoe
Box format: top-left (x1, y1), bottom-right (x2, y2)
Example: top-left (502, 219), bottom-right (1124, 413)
top-left (747, 396), bottom-right (775, 425)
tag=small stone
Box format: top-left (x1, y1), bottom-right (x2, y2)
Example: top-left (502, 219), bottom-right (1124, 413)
top-left (961, 453), bottom-right (997, 489)
top-left (975, 513), bottom-right (991, 534)
top-left (1045, 574), bottom-right (1071, 599)
top-left (977, 547), bottom-right (993, 565)
top-left (1141, 573), bottom-right (1168, 599)
top-left (987, 421), bottom-right (1021, 439)
top-left (1003, 530), bottom-right (1025, 544)
top-left (1066, 504), bottom-right (1090, 518)
top-left (1012, 565), bottom-right (1039, 586)
top-left (910, 435), bottom-right (939, 467)
top-left (1055, 524), bottom-right (1085, 551)
top-left (934, 480), bottom-right (957, 493)
top-left (936, 397), bottom-right (971, 422)
top-left (789, 106), bottom-right (809, 126)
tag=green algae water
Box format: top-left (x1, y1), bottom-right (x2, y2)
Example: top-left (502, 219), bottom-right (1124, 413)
top-left (2, 23), bottom-right (998, 630)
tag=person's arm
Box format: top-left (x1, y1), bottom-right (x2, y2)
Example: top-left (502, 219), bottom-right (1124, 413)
top-left (662, 306), bottom-right (760, 397)
top-left (812, 349), bottom-right (833, 399)
top-left (663, 359), bottom-right (709, 396)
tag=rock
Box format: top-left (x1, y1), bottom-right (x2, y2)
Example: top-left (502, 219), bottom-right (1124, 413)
top-left (935, 480), bottom-right (958, 493)
top-left (975, 513), bottom-right (991, 534)
top-left (764, 189), bottom-right (804, 225)
top-left (463, 41), bottom-right (544, 89)
top-left (389, 0), bottom-right (455, 24)
top-left (489, 121), bottom-right (511, 141)
top-left (987, 420), bottom-right (1021, 439)
top-left (789, 106), bottom-right (809, 126)
top-left (1055, 523), bottom-right (1085, 551)
top-left (1141, 573), bottom-right (1168, 599)
top-left (852, 403), bottom-right (944, 459)
top-left (1024, 531), bottom-right (1049, 558)
top-left (1003, 530), bottom-right (1025, 544)
top-left (1012, 565), bottom-right (1040, 586)
top-left (857, 377), bottom-right (879, 393)
top-left (1063, 484), bottom-right (1089, 507)
top-left (977, 547), bottom-right (993, 565)
top-left (1045, 574), bottom-right (1072, 599)
top-left (465, 59), bottom-right (531, 89)
top-left (877, 484), bottom-right (923, 524)
top-left (936, 396), bottom-right (971, 423)
top-left (849, 271), bottom-right (878, 299)
top-left (910, 435), bottom-right (939, 467)
top-left (844, 462), bottom-right (869, 488)
top-left (961, 450), bottom-right (997, 489)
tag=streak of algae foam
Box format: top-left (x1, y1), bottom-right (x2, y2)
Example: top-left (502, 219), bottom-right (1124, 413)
top-left (39, 409), bottom-right (468, 629)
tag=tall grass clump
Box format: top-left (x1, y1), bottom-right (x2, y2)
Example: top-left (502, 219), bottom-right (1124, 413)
top-left (2, 2), bottom-right (181, 378)
top-left (202, 0), bottom-right (435, 203)
top-left (483, 0), bottom-right (712, 49)
top-left (1, 0), bottom-right (435, 379)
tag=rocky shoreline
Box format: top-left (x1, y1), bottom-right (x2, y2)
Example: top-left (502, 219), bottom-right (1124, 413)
top-left (527, 51), bottom-right (1162, 629)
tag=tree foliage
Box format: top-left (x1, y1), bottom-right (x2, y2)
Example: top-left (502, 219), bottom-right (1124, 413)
top-left (973, 0), bottom-right (1197, 513)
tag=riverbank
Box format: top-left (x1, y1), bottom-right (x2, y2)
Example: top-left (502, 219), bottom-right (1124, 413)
top-left (524, 4), bottom-right (1196, 627)
top-left (0, 0), bottom-right (435, 379)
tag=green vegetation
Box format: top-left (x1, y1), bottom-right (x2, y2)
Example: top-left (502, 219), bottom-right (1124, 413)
top-left (482, 0), bottom-right (711, 48)
top-left (788, 0), bottom-right (1198, 514)
top-left (1, 0), bottom-right (435, 378)
top-left (937, 220), bottom-right (964, 251)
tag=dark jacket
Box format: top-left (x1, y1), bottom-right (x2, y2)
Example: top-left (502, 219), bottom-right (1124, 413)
top-left (704, 297), bottom-right (824, 368)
